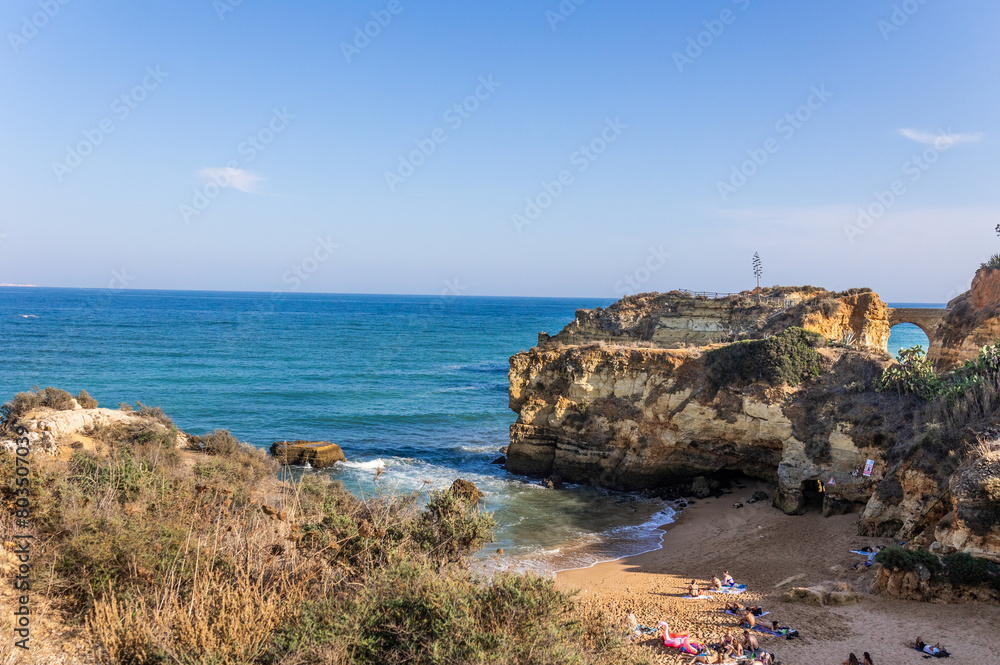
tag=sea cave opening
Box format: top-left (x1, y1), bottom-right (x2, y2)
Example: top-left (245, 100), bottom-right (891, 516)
top-left (801, 478), bottom-right (825, 512)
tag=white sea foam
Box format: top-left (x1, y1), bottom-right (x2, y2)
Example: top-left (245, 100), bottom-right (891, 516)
top-left (336, 458), bottom-right (387, 471)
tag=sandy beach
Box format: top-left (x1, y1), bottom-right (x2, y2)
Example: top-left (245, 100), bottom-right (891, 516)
top-left (557, 482), bottom-right (1000, 665)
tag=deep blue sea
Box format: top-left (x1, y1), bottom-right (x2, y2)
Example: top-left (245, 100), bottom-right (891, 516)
top-left (0, 287), bottom-right (941, 573)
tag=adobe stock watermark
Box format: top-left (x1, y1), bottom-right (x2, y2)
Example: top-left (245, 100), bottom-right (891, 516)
top-left (546, 0), bottom-right (587, 31)
top-left (179, 107), bottom-right (294, 223)
top-left (51, 66), bottom-right (168, 182)
top-left (878, 0), bottom-right (932, 41)
top-left (614, 246), bottom-right (672, 296)
top-left (673, 0), bottom-right (752, 73)
top-left (384, 75), bottom-right (501, 192)
top-left (511, 117), bottom-right (627, 234)
top-left (717, 85), bottom-right (834, 202)
top-left (843, 130), bottom-right (960, 244)
top-left (213, 0), bottom-right (246, 21)
top-left (341, 0), bottom-right (408, 63)
top-left (7, 0), bottom-right (71, 55)
top-left (282, 236), bottom-right (340, 291)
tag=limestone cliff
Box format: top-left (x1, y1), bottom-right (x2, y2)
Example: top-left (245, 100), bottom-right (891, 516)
top-left (859, 427), bottom-right (1000, 563)
top-left (928, 268), bottom-right (1000, 370)
top-left (543, 288), bottom-right (891, 352)
top-left (508, 283), bottom-right (1000, 565)
top-left (507, 339), bottom-right (904, 515)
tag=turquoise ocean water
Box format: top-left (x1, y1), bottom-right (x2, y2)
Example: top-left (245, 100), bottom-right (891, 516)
top-left (0, 288), bottom-right (940, 573)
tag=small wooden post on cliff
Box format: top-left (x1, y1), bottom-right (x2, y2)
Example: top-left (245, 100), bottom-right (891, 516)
top-left (752, 252), bottom-right (762, 304)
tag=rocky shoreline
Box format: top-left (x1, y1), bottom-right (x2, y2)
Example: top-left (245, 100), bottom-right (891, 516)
top-left (506, 275), bottom-right (1000, 571)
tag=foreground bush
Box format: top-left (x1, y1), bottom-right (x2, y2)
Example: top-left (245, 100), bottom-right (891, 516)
top-left (0, 404), bottom-right (643, 665)
top-left (0, 386), bottom-right (81, 431)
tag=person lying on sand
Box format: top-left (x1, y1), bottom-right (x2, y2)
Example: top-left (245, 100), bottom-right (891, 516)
top-left (747, 605), bottom-right (764, 616)
top-left (914, 637), bottom-right (949, 657)
top-left (741, 608), bottom-right (756, 629)
top-left (750, 652), bottom-right (773, 665)
top-left (724, 601), bottom-right (745, 613)
top-left (722, 571), bottom-right (735, 586)
top-left (682, 649), bottom-right (724, 664)
top-left (769, 620), bottom-right (799, 637)
top-left (688, 579), bottom-right (701, 596)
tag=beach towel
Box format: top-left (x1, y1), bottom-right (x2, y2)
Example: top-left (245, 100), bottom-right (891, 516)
top-left (682, 594), bottom-right (714, 599)
top-left (724, 609), bottom-right (770, 617)
top-left (752, 625), bottom-right (798, 638)
top-left (914, 645), bottom-right (950, 658)
top-left (850, 549), bottom-right (872, 556)
top-left (718, 585), bottom-right (747, 594)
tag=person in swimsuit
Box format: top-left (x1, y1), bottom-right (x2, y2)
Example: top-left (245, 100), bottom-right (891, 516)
top-left (723, 571), bottom-right (735, 586)
top-left (724, 601), bottom-right (744, 613)
top-left (687, 579), bottom-right (701, 597)
top-left (743, 630), bottom-right (759, 654)
top-left (741, 608), bottom-right (756, 630)
top-left (751, 653), bottom-right (773, 665)
top-left (862, 652), bottom-right (874, 665)
top-left (843, 654), bottom-right (860, 665)
top-left (710, 575), bottom-right (723, 591)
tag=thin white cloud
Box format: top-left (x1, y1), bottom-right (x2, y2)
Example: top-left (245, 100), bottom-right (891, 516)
top-left (197, 167), bottom-right (263, 194)
top-left (899, 128), bottom-right (984, 147)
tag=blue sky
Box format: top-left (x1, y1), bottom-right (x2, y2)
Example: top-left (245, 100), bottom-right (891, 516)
top-left (1, 0), bottom-right (997, 301)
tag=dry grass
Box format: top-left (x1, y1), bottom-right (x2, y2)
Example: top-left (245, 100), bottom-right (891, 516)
top-left (2, 398), bottom-right (651, 665)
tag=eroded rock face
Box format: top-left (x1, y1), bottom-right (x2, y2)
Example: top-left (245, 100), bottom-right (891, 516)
top-left (796, 292), bottom-right (890, 351)
top-left (928, 268), bottom-right (1000, 370)
top-left (0, 407), bottom-right (178, 455)
top-left (860, 435), bottom-right (1000, 562)
top-left (506, 343), bottom-right (900, 513)
top-left (270, 440), bottom-right (346, 468)
top-left (544, 289), bottom-right (891, 351)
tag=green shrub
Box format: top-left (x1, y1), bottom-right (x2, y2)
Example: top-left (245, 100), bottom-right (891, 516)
top-left (410, 490), bottom-right (496, 565)
top-left (273, 564), bottom-right (591, 665)
top-left (981, 254), bottom-right (1000, 270)
top-left (943, 552), bottom-right (1000, 590)
top-left (1, 386), bottom-right (78, 431)
top-left (704, 326), bottom-right (825, 388)
top-left (76, 389), bottom-right (99, 409)
top-left (875, 346), bottom-right (940, 399)
top-left (189, 429), bottom-right (242, 456)
top-left (874, 545), bottom-right (943, 578)
top-left (133, 402), bottom-right (174, 428)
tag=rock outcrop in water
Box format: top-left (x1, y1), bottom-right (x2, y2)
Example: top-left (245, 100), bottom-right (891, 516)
top-left (270, 440), bottom-right (346, 468)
